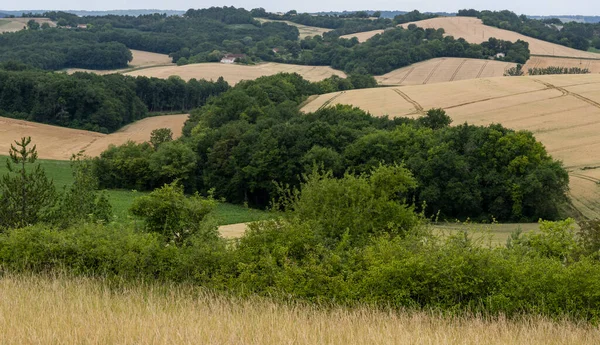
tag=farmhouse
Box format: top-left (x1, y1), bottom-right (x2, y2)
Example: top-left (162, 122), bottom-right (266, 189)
top-left (220, 54), bottom-right (246, 64)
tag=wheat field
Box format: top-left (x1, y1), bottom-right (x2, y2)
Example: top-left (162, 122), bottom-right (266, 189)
top-left (66, 50), bottom-right (174, 75)
top-left (301, 74), bottom-right (600, 218)
top-left (1, 274), bottom-right (598, 345)
top-left (343, 16), bottom-right (600, 60)
top-left (256, 18), bottom-right (331, 39)
top-left (0, 114), bottom-right (188, 160)
top-left (0, 17), bottom-right (56, 33)
top-left (124, 62), bottom-right (346, 85)
top-left (523, 56), bottom-right (600, 74)
top-left (376, 58), bottom-right (516, 86)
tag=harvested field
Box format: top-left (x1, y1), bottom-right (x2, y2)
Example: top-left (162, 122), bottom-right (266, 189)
top-left (301, 74), bottom-right (600, 218)
top-left (256, 18), bottom-right (331, 39)
top-left (66, 50), bottom-right (173, 74)
top-left (125, 62), bottom-right (346, 85)
top-left (0, 17), bottom-right (55, 33)
top-left (340, 29), bottom-right (385, 42)
top-left (0, 114), bottom-right (188, 160)
top-left (4, 274), bottom-right (600, 345)
top-left (523, 56), bottom-right (600, 74)
top-left (376, 58), bottom-right (516, 85)
top-left (399, 17), bottom-right (600, 59)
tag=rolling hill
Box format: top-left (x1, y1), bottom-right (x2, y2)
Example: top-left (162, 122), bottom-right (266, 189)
top-left (376, 57), bottom-right (516, 85)
top-left (124, 62), bottom-right (346, 85)
top-left (256, 18), bottom-right (331, 39)
top-left (398, 17), bottom-right (600, 59)
top-left (0, 17), bottom-right (56, 33)
top-left (0, 114), bottom-right (188, 160)
top-left (301, 74), bottom-right (600, 218)
top-left (343, 16), bottom-right (600, 61)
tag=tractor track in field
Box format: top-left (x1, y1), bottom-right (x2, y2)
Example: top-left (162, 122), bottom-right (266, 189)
top-left (533, 79), bottom-right (600, 109)
top-left (393, 88), bottom-right (425, 114)
top-left (449, 59), bottom-right (467, 82)
top-left (423, 59), bottom-right (444, 84)
top-left (475, 60), bottom-right (490, 78)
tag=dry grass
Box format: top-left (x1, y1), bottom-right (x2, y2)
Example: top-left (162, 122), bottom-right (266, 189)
top-left (0, 114), bottom-right (188, 160)
top-left (124, 62), bottom-right (346, 85)
top-left (1, 274), bottom-right (598, 345)
top-left (256, 18), bottom-right (331, 39)
top-left (301, 74), bottom-right (600, 217)
top-left (523, 56), bottom-right (600, 74)
top-left (0, 17), bottom-right (56, 33)
top-left (376, 58), bottom-right (516, 86)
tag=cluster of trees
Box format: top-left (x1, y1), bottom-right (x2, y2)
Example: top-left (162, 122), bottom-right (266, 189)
top-left (3, 7), bottom-right (531, 76)
top-left (0, 29), bottom-right (133, 70)
top-left (459, 9), bottom-right (600, 52)
top-left (528, 66), bottom-right (591, 75)
top-left (94, 73), bottom-right (568, 222)
top-left (0, 65), bottom-right (230, 132)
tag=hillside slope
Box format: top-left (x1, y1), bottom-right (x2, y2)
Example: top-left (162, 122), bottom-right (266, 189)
top-left (0, 115), bottom-right (188, 160)
top-left (399, 17), bottom-right (600, 59)
top-left (376, 57), bottom-right (516, 85)
top-left (301, 74), bottom-right (600, 218)
top-left (125, 62), bottom-right (346, 85)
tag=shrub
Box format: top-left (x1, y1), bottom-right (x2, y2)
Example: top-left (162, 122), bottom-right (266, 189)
top-left (129, 182), bottom-right (217, 245)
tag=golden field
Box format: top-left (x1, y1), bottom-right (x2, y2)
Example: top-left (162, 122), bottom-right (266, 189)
top-left (0, 114), bottom-right (188, 160)
top-left (0, 17), bottom-right (56, 33)
top-left (256, 18), bottom-right (331, 39)
top-left (124, 62), bottom-right (346, 85)
top-left (398, 17), bottom-right (600, 58)
top-left (376, 57), bottom-right (516, 86)
top-left (523, 56), bottom-right (600, 74)
top-left (343, 16), bottom-right (600, 61)
top-left (1, 274), bottom-right (598, 345)
top-left (301, 74), bottom-right (600, 218)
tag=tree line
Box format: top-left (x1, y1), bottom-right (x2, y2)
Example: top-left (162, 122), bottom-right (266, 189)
top-left (94, 73), bottom-right (568, 222)
top-left (0, 64), bottom-right (230, 133)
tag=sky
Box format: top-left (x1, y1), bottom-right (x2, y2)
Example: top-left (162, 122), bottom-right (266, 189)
top-left (2, 0), bottom-right (600, 16)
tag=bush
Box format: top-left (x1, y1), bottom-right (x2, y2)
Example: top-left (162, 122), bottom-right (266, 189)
top-left (129, 182), bottom-right (217, 245)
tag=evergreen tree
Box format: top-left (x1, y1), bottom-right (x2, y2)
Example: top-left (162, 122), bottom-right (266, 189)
top-left (0, 137), bottom-right (56, 229)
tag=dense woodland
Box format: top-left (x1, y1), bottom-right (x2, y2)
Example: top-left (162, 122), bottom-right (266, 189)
top-left (0, 63), bottom-right (229, 132)
top-left (94, 73), bottom-right (568, 222)
top-left (1, 7), bottom-right (530, 74)
top-left (459, 9), bottom-right (600, 51)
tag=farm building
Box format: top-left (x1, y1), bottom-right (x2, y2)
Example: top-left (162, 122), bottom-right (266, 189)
top-left (220, 54), bottom-right (246, 64)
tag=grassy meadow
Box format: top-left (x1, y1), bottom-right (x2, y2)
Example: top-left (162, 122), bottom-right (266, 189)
top-left (0, 156), bottom-right (272, 226)
top-left (1, 274), bottom-right (599, 345)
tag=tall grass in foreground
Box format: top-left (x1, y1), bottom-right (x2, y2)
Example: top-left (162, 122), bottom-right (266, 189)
top-left (1, 274), bottom-right (599, 345)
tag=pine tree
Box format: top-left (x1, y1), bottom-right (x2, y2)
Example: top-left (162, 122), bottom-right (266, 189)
top-left (0, 137), bottom-right (56, 229)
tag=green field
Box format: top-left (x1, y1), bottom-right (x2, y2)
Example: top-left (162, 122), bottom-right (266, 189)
top-left (0, 156), bottom-right (272, 226)
top-left (431, 222), bottom-right (541, 246)
top-left (0, 19), bottom-right (10, 27)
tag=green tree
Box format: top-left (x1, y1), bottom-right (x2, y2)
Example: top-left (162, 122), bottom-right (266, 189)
top-left (129, 182), bottom-right (217, 245)
top-left (0, 137), bottom-right (56, 229)
top-left (417, 108), bottom-right (452, 129)
top-left (150, 128), bottom-right (173, 150)
top-left (55, 152), bottom-right (113, 227)
top-left (26, 19), bottom-right (40, 30)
